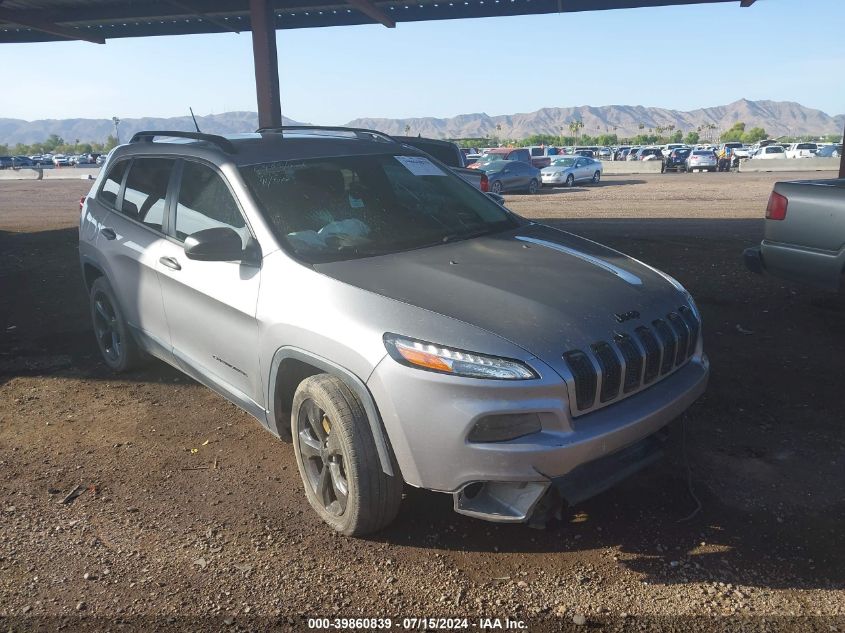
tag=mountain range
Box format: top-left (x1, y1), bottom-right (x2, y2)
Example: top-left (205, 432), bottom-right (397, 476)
top-left (1, 100), bottom-right (842, 145)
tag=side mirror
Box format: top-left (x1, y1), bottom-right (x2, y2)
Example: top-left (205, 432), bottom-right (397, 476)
top-left (184, 227), bottom-right (253, 263)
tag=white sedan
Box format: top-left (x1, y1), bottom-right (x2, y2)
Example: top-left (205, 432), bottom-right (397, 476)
top-left (751, 146), bottom-right (787, 160)
top-left (540, 156), bottom-right (603, 187)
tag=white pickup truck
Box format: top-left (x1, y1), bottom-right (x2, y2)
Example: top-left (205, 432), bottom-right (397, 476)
top-left (785, 143), bottom-right (819, 159)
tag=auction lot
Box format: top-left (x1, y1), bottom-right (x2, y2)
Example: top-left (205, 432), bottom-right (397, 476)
top-left (1, 172), bottom-right (843, 631)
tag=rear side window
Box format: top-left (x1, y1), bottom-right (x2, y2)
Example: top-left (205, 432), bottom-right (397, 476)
top-left (99, 160), bottom-right (128, 209)
top-left (121, 158), bottom-right (175, 232)
top-left (766, 146), bottom-right (784, 154)
top-left (174, 161), bottom-right (248, 246)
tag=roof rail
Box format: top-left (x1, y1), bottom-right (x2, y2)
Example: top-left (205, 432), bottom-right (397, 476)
top-left (129, 131), bottom-right (236, 154)
top-left (256, 126), bottom-right (395, 143)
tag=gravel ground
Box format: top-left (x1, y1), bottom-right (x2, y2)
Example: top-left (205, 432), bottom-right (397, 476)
top-left (1, 173), bottom-right (844, 632)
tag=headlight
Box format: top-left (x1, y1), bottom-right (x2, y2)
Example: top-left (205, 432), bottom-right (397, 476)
top-left (383, 334), bottom-right (537, 380)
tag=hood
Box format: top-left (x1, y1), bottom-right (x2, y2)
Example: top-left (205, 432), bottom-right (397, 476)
top-left (541, 166), bottom-right (573, 174)
top-left (313, 224), bottom-right (688, 366)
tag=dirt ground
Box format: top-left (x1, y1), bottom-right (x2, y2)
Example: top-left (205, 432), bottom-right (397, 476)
top-left (1, 173), bottom-right (843, 632)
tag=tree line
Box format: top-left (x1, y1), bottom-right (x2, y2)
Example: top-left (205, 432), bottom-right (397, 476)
top-left (0, 134), bottom-right (119, 157)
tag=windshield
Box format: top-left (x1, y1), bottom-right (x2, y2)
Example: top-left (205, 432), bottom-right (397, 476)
top-left (475, 153), bottom-right (506, 164)
top-left (240, 154), bottom-right (519, 263)
top-left (550, 157), bottom-right (576, 167)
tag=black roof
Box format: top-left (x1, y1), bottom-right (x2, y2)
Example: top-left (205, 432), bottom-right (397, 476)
top-left (0, 0), bottom-right (751, 44)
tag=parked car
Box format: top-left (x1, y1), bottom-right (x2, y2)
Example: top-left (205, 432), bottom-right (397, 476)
top-left (785, 143), bottom-right (818, 159)
top-left (744, 178), bottom-right (845, 290)
top-left (0, 155), bottom-right (14, 169)
top-left (686, 150), bottom-right (717, 172)
top-left (79, 128), bottom-right (707, 534)
top-left (95, 154), bottom-right (108, 166)
top-left (393, 136), bottom-right (488, 192)
top-left (476, 159), bottom-right (540, 194)
top-left (751, 145), bottom-right (786, 160)
top-left (816, 144), bottom-right (841, 158)
top-left (614, 146), bottom-right (631, 161)
top-left (661, 143), bottom-right (687, 157)
top-left (540, 156), bottom-right (602, 187)
top-left (52, 154), bottom-right (69, 166)
top-left (597, 147), bottom-right (612, 160)
top-left (469, 147), bottom-right (533, 169)
top-left (574, 149), bottom-right (595, 159)
top-left (13, 155), bottom-right (35, 167)
top-left (662, 148), bottom-right (691, 172)
top-left (637, 147), bottom-right (663, 161)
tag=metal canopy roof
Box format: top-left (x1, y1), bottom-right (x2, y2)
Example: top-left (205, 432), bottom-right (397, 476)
top-left (0, 0), bottom-right (753, 44)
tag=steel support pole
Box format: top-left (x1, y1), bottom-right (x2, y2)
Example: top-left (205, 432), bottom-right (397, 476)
top-left (250, 0), bottom-right (282, 130)
top-left (840, 119), bottom-right (845, 179)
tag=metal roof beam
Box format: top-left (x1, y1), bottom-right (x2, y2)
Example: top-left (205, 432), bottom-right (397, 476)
top-left (0, 7), bottom-right (105, 43)
top-left (346, 0), bottom-right (395, 27)
top-left (166, 1), bottom-right (243, 32)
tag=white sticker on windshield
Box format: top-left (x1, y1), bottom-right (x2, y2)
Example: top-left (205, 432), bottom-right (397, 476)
top-left (394, 155), bottom-right (446, 176)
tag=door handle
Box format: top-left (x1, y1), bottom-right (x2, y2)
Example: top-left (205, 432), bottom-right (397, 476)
top-left (101, 227), bottom-right (116, 240)
top-left (159, 256), bottom-right (181, 271)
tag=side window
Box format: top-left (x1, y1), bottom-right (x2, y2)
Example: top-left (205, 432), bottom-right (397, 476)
top-left (121, 158), bottom-right (174, 232)
top-left (99, 159), bottom-right (128, 209)
top-left (175, 161), bottom-right (248, 246)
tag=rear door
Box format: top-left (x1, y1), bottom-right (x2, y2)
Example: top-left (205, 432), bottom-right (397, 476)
top-left (155, 159), bottom-right (263, 411)
top-left (94, 157), bottom-right (176, 360)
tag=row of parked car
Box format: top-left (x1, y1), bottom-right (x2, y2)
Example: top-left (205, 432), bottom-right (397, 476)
top-left (0, 152), bottom-right (107, 169)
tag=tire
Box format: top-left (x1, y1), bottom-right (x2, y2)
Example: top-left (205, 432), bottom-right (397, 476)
top-left (565, 174), bottom-right (575, 187)
top-left (527, 179), bottom-right (539, 194)
top-left (591, 171), bottom-right (601, 184)
top-left (490, 180), bottom-right (503, 194)
top-left (291, 374), bottom-right (403, 536)
top-left (89, 277), bottom-right (144, 372)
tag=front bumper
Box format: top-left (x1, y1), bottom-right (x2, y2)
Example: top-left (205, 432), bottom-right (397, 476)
top-left (367, 351), bottom-right (709, 520)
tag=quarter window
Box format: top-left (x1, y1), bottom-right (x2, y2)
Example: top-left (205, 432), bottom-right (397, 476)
top-left (99, 160), bottom-right (128, 209)
top-left (175, 162), bottom-right (248, 246)
top-left (121, 158), bottom-right (175, 232)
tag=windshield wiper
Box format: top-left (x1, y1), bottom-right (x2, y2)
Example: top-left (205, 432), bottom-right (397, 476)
top-left (440, 228), bottom-right (493, 244)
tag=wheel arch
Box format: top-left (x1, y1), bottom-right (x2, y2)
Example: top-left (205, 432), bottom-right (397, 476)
top-left (267, 347), bottom-right (395, 476)
top-left (82, 259), bottom-right (105, 292)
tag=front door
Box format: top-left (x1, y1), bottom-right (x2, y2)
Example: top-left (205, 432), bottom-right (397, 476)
top-left (155, 160), bottom-right (263, 410)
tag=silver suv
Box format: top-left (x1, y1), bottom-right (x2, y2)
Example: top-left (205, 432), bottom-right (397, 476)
top-left (79, 128), bottom-right (709, 535)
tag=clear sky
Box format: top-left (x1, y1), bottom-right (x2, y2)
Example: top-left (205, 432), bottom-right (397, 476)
top-left (2, 0), bottom-right (843, 123)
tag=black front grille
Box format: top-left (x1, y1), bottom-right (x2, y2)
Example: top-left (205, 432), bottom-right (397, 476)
top-left (666, 312), bottom-right (690, 365)
top-left (591, 342), bottom-right (621, 402)
top-left (563, 305), bottom-right (701, 415)
top-left (615, 333), bottom-right (643, 393)
top-left (678, 306), bottom-right (700, 358)
top-left (635, 326), bottom-right (661, 384)
top-left (651, 319), bottom-right (677, 375)
top-left (563, 350), bottom-right (597, 410)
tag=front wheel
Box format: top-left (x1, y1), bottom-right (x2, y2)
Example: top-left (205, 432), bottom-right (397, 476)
top-left (527, 179), bottom-right (539, 194)
top-left (291, 374), bottom-right (403, 536)
top-left (592, 171), bottom-right (601, 184)
top-left (565, 174), bottom-right (575, 187)
top-left (490, 180), bottom-right (503, 194)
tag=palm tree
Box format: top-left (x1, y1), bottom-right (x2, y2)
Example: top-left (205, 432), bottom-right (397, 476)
top-left (495, 123), bottom-right (502, 146)
top-left (569, 120), bottom-right (584, 147)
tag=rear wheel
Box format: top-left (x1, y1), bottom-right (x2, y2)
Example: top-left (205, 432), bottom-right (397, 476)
top-left (591, 171), bottom-right (601, 184)
top-left (89, 277), bottom-right (144, 372)
top-left (490, 180), bottom-right (503, 194)
top-left (291, 374), bottom-right (403, 536)
top-left (527, 179), bottom-right (539, 194)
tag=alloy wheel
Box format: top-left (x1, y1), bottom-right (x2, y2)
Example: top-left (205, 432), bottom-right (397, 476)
top-left (92, 292), bottom-right (122, 363)
top-left (297, 399), bottom-right (349, 516)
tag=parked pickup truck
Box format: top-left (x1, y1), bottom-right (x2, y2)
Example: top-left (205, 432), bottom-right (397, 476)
top-left (392, 136), bottom-right (488, 192)
top-left (744, 179), bottom-right (845, 291)
top-left (469, 147), bottom-right (550, 170)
